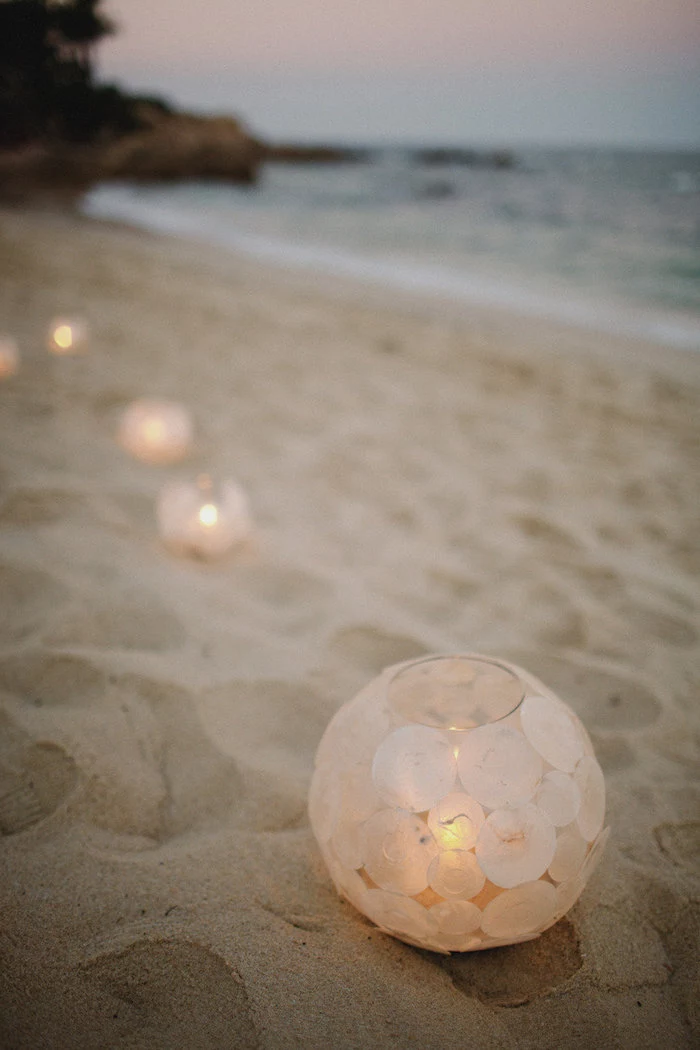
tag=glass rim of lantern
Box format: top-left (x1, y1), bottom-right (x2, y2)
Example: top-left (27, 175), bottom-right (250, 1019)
top-left (386, 653), bottom-right (525, 732)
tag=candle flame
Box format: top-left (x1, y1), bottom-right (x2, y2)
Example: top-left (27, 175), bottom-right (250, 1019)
top-left (199, 503), bottom-right (218, 528)
top-left (53, 325), bottom-right (73, 350)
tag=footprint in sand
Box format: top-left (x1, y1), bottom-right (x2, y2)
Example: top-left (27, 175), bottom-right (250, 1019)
top-left (0, 487), bottom-right (86, 527)
top-left (614, 600), bottom-right (697, 649)
top-left (326, 625), bottom-right (428, 678)
top-left (0, 711), bottom-right (78, 835)
top-left (654, 822), bottom-right (700, 871)
top-left (0, 562), bottom-right (69, 645)
top-left (197, 678), bottom-right (332, 832)
top-left (82, 940), bottom-right (258, 1049)
top-left (118, 674), bottom-right (247, 840)
top-left (506, 652), bottom-right (662, 732)
top-left (0, 651), bottom-right (108, 708)
top-left (442, 919), bottom-right (582, 1007)
top-left (233, 565), bottom-right (334, 636)
top-left (511, 513), bottom-right (582, 554)
top-left (43, 589), bottom-right (186, 653)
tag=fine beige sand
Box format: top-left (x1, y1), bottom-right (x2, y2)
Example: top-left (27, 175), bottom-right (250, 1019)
top-left (0, 206), bottom-right (699, 1049)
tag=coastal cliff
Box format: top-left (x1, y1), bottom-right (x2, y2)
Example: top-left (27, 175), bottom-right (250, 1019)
top-left (0, 103), bottom-right (264, 204)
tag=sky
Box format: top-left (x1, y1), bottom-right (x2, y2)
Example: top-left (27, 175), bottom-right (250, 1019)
top-left (100, 0), bottom-right (700, 147)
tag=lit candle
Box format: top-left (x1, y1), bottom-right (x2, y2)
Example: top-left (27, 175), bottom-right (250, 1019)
top-left (157, 474), bottom-right (252, 560)
top-left (47, 317), bottom-right (89, 355)
top-left (117, 398), bottom-right (193, 465)
top-left (310, 654), bottom-right (607, 953)
top-left (0, 336), bottom-right (19, 379)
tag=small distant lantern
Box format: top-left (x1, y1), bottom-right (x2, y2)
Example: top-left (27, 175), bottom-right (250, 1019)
top-left (47, 317), bottom-right (89, 355)
top-left (310, 654), bottom-right (607, 953)
top-left (117, 398), bottom-right (193, 465)
top-left (0, 336), bottom-right (19, 378)
top-left (157, 474), bottom-right (252, 560)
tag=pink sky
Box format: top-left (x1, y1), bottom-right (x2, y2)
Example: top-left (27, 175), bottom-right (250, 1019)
top-left (101, 0), bottom-right (700, 144)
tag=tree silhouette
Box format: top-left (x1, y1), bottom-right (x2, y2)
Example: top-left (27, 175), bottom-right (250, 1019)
top-left (0, 0), bottom-right (119, 146)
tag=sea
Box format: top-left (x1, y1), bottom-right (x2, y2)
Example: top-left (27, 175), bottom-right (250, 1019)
top-left (81, 146), bottom-right (700, 351)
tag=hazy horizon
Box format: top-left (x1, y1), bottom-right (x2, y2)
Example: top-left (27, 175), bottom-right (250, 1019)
top-left (101, 0), bottom-right (700, 149)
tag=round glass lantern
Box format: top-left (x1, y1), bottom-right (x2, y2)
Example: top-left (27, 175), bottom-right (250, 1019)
top-left (117, 398), bottom-right (193, 465)
top-left (47, 317), bottom-right (89, 355)
top-left (157, 474), bottom-right (252, 560)
top-left (309, 654), bottom-right (607, 953)
top-left (0, 336), bottom-right (19, 379)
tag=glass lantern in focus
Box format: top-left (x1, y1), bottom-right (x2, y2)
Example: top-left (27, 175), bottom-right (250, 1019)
top-left (309, 654), bottom-right (607, 953)
top-left (157, 473), bottom-right (252, 560)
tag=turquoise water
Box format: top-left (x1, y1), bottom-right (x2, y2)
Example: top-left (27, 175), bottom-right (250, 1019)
top-left (83, 146), bottom-right (700, 348)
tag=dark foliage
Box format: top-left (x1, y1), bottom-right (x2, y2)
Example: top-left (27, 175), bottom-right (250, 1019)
top-left (0, 0), bottom-right (146, 147)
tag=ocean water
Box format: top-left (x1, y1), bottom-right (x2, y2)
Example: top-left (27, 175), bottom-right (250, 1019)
top-left (82, 147), bottom-right (700, 349)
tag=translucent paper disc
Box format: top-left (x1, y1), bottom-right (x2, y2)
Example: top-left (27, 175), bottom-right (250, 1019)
top-left (481, 880), bottom-right (557, 939)
top-left (548, 825), bottom-right (588, 883)
top-left (427, 849), bottom-right (486, 899)
top-left (535, 771), bottom-right (581, 827)
top-left (574, 756), bottom-right (606, 841)
top-left (330, 816), bottom-right (365, 870)
top-left (458, 724), bottom-right (542, 809)
top-left (521, 693), bottom-right (584, 772)
top-left (325, 847), bottom-right (368, 909)
top-left (427, 792), bottom-right (485, 851)
top-left (554, 874), bottom-right (584, 919)
top-left (372, 725), bottom-right (456, 812)
top-left (362, 809), bottom-right (438, 896)
top-left (362, 890), bottom-right (437, 945)
top-left (430, 900), bottom-right (482, 936)
top-left (475, 804), bottom-right (556, 888)
top-left (579, 825), bottom-right (610, 882)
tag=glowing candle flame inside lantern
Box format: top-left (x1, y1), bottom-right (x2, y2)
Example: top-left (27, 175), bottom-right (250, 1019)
top-left (309, 653), bottom-right (607, 953)
top-left (157, 477), bottom-right (252, 560)
top-left (199, 503), bottom-right (218, 528)
top-left (117, 399), bottom-right (193, 465)
top-left (47, 317), bottom-right (88, 355)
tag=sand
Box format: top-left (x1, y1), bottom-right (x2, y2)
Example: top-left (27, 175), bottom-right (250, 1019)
top-left (0, 206), bottom-right (698, 1049)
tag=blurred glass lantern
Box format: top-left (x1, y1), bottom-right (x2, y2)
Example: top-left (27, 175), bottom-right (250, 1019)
top-left (117, 398), bottom-right (193, 465)
top-left (309, 654), bottom-right (607, 953)
top-left (47, 317), bottom-right (89, 355)
top-left (0, 336), bottom-right (19, 379)
top-left (157, 474), bottom-right (252, 560)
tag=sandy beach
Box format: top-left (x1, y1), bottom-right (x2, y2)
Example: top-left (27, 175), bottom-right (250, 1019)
top-left (0, 205), bottom-right (699, 1048)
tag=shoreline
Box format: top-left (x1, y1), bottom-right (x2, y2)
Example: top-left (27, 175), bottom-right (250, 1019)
top-left (81, 181), bottom-right (700, 358)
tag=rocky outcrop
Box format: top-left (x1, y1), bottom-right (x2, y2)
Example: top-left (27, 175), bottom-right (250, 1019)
top-left (100, 104), bottom-right (263, 184)
top-left (264, 142), bottom-right (371, 164)
top-left (0, 104), bottom-right (264, 203)
top-left (411, 147), bottom-right (515, 169)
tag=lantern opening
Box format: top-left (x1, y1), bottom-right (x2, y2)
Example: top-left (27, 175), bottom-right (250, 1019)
top-left (388, 655), bottom-right (523, 731)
